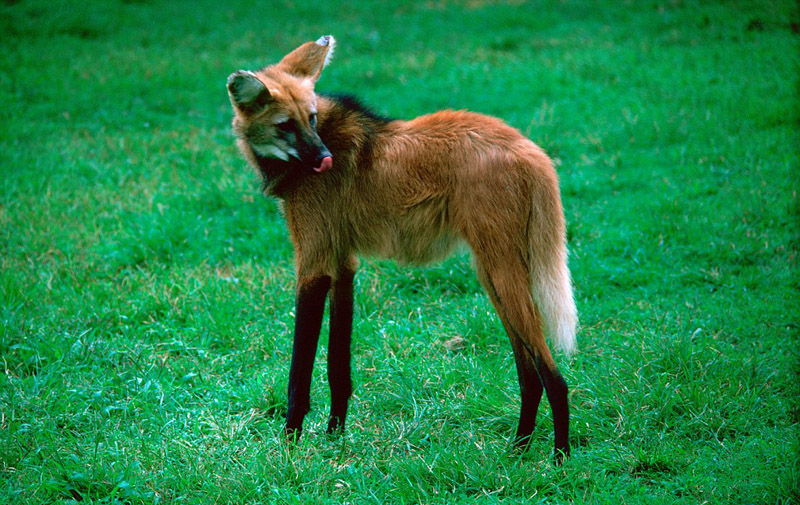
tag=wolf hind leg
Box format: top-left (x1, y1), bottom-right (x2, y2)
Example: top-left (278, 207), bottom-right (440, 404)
top-left (472, 253), bottom-right (570, 462)
top-left (474, 263), bottom-right (543, 447)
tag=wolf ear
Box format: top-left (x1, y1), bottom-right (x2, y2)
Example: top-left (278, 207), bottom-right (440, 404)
top-left (277, 35), bottom-right (336, 82)
top-left (227, 70), bottom-right (271, 112)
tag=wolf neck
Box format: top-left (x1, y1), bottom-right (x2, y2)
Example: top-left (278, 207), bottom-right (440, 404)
top-left (256, 94), bottom-right (391, 198)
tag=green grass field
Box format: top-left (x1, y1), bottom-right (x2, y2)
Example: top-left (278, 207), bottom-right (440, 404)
top-left (1, 0), bottom-right (798, 503)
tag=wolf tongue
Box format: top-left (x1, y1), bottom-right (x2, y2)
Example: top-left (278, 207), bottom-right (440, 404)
top-left (314, 156), bottom-right (333, 173)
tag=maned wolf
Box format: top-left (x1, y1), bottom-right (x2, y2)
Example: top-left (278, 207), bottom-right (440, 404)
top-left (227, 35), bottom-right (578, 462)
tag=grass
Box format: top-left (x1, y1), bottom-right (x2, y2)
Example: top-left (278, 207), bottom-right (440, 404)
top-left (1, 0), bottom-right (798, 503)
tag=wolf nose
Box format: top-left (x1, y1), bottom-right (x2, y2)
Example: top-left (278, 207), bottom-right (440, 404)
top-left (313, 155), bottom-right (333, 173)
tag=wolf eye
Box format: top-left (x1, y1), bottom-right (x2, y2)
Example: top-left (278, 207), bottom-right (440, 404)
top-left (309, 113), bottom-right (317, 127)
top-left (275, 118), bottom-right (294, 130)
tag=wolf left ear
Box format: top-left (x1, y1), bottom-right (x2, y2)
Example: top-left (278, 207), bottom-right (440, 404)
top-left (227, 70), bottom-right (271, 112)
top-left (277, 35), bottom-right (336, 82)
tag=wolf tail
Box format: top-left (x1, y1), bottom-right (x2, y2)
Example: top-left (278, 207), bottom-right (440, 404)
top-left (531, 249), bottom-right (578, 355)
top-left (528, 194), bottom-right (578, 355)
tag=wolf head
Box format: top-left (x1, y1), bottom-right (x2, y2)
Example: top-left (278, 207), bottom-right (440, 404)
top-left (228, 36), bottom-right (335, 173)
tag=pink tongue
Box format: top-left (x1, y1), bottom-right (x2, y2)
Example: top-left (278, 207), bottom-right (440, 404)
top-left (314, 156), bottom-right (333, 173)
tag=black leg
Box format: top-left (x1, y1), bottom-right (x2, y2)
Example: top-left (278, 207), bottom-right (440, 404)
top-left (285, 275), bottom-right (331, 440)
top-left (534, 355), bottom-right (570, 464)
top-left (510, 337), bottom-right (544, 449)
top-left (326, 267), bottom-right (355, 434)
top-left (472, 261), bottom-right (565, 459)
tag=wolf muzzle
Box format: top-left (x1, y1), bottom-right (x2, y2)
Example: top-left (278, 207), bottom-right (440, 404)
top-left (302, 130), bottom-right (332, 173)
top-left (314, 154), bottom-right (333, 172)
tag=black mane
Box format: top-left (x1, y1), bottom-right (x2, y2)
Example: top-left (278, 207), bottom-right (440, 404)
top-left (320, 93), bottom-right (393, 125)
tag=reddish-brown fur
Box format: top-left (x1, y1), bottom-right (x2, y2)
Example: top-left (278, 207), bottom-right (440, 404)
top-left (227, 36), bottom-right (577, 462)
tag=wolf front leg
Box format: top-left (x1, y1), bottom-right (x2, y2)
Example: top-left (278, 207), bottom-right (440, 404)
top-left (285, 275), bottom-right (332, 441)
top-left (326, 263), bottom-right (356, 434)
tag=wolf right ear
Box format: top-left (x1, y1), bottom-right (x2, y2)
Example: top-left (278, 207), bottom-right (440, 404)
top-left (277, 35), bottom-right (336, 82)
top-left (227, 70), bottom-right (271, 112)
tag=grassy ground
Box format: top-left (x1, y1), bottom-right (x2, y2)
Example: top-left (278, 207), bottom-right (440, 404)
top-left (1, 0), bottom-right (798, 503)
